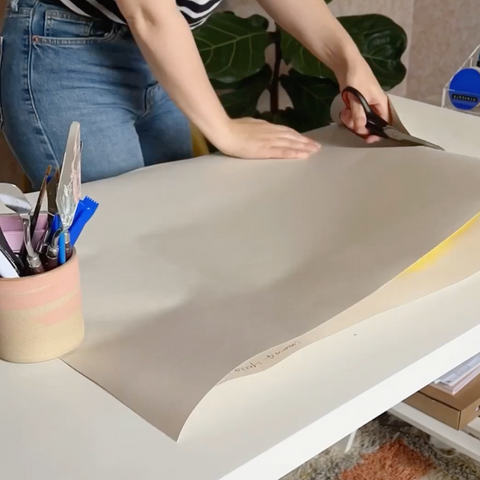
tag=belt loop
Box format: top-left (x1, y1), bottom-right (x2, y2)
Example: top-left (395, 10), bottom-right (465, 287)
top-left (10, 0), bottom-right (19, 12)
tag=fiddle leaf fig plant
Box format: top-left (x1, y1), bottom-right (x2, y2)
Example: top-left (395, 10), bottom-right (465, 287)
top-left (280, 15), bottom-right (407, 90)
top-left (194, 3), bottom-right (407, 134)
top-left (194, 13), bottom-right (272, 83)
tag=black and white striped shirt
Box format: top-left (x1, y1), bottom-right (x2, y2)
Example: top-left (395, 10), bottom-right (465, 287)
top-left (58, 0), bottom-right (224, 29)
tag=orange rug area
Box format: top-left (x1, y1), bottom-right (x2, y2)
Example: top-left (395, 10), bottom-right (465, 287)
top-left (284, 414), bottom-right (480, 480)
top-left (340, 440), bottom-right (433, 480)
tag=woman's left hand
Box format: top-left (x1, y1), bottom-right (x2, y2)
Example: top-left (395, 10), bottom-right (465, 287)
top-left (338, 61), bottom-right (390, 143)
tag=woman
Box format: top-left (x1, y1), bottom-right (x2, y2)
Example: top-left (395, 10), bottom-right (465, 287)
top-left (0, 0), bottom-right (389, 189)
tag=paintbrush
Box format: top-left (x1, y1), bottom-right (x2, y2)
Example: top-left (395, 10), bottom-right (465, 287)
top-left (31, 165), bottom-right (52, 238)
top-left (18, 165), bottom-right (52, 271)
top-left (37, 167), bottom-right (57, 250)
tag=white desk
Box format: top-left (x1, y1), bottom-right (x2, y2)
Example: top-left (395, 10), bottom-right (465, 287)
top-left (2, 97), bottom-right (480, 480)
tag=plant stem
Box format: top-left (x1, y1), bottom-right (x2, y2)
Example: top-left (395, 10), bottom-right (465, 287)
top-left (270, 31), bottom-right (282, 114)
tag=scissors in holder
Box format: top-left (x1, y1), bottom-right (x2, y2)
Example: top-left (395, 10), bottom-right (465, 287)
top-left (341, 86), bottom-right (444, 151)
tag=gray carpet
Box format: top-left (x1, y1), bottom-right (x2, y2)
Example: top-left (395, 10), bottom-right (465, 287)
top-left (283, 414), bottom-right (480, 480)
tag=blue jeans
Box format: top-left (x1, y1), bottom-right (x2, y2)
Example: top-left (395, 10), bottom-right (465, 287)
top-left (0, 0), bottom-right (192, 189)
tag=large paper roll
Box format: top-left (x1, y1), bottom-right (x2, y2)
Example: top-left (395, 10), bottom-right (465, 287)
top-left (60, 99), bottom-right (480, 440)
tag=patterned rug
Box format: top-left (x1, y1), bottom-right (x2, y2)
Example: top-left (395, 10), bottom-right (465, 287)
top-left (284, 414), bottom-right (480, 480)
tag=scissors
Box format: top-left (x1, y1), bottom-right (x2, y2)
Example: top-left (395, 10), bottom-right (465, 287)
top-left (341, 86), bottom-right (444, 151)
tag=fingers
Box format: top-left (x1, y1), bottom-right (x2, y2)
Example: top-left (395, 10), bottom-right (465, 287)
top-left (268, 146), bottom-right (318, 159)
top-left (267, 138), bottom-right (320, 156)
top-left (260, 124), bottom-right (321, 150)
top-left (259, 133), bottom-right (321, 159)
top-left (275, 132), bottom-right (320, 147)
top-left (222, 118), bottom-right (322, 160)
top-left (349, 95), bottom-right (369, 136)
top-left (371, 94), bottom-right (390, 123)
top-left (341, 98), bottom-right (384, 144)
top-left (340, 107), bottom-right (369, 137)
top-left (340, 108), bottom-right (354, 130)
top-left (262, 123), bottom-right (313, 139)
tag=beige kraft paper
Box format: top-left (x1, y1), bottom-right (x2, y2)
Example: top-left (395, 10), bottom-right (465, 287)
top-left (63, 95), bottom-right (480, 441)
top-left (228, 95), bottom-right (480, 379)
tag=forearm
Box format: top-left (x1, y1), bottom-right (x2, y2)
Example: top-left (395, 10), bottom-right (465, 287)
top-left (258, 0), bottom-right (365, 81)
top-left (117, 1), bottom-right (230, 144)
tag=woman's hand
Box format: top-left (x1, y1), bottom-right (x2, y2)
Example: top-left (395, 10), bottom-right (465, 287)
top-left (214, 118), bottom-right (321, 160)
top-left (118, 0), bottom-right (320, 162)
top-left (255, 0), bottom-right (390, 144)
top-left (338, 60), bottom-right (390, 144)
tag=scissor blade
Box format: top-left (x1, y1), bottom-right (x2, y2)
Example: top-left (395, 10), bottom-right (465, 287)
top-left (383, 126), bottom-right (444, 151)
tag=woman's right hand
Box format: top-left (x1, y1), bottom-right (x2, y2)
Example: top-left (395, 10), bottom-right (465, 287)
top-left (214, 118), bottom-right (321, 160)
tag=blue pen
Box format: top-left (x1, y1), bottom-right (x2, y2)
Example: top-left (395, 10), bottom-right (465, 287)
top-left (58, 232), bottom-right (66, 265)
top-left (43, 215), bottom-right (62, 271)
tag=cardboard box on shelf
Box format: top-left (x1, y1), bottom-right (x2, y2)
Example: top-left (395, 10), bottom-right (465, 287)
top-left (405, 373), bottom-right (480, 429)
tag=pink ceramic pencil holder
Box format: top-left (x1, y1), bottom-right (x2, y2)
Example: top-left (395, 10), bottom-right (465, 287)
top-left (0, 251), bottom-right (84, 363)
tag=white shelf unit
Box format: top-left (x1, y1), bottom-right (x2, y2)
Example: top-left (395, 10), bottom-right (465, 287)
top-left (389, 403), bottom-right (480, 463)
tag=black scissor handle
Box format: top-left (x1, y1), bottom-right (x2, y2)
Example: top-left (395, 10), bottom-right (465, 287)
top-left (341, 86), bottom-right (389, 138)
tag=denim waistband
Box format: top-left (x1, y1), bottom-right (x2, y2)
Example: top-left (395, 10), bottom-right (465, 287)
top-left (10, 0), bottom-right (77, 11)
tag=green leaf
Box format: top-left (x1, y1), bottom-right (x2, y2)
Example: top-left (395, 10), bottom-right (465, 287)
top-left (194, 12), bottom-right (271, 83)
top-left (341, 15), bottom-right (407, 89)
top-left (217, 65), bottom-right (272, 118)
top-left (210, 77), bottom-right (244, 91)
top-left (281, 14), bottom-right (407, 90)
top-left (280, 71), bottom-right (339, 132)
top-left (246, 13), bottom-right (270, 30)
top-left (210, 60), bottom-right (270, 91)
top-left (280, 29), bottom-right (336, 81)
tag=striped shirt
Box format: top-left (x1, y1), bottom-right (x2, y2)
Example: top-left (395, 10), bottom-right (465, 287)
top-left (58, 0), bottom-right (224, 29)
